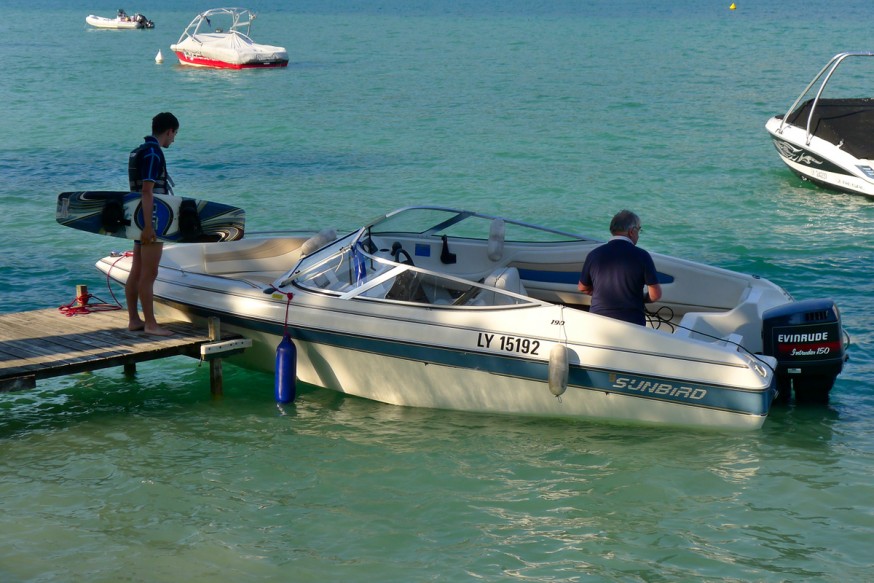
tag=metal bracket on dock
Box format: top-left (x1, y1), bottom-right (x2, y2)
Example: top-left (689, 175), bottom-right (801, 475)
top-left (200, 338), bottom-right (253, 359)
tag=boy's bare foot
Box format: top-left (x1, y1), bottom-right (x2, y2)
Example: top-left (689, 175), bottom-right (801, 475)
top-left (143, 325), bottom-right (174, 337)
top-left (128, 320), bottom-right (146, 332)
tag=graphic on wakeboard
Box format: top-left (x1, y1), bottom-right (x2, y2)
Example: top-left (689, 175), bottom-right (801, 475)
top-left (56, 191), bottom-right (245, 242)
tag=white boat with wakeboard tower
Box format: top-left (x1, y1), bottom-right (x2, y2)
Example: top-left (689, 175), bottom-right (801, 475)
top-left (95, 206), bottom-right (848, 430)
top-left (170, 7), bottom-right (288, 69)
top-left (766, 52), bottom-right (874, 198)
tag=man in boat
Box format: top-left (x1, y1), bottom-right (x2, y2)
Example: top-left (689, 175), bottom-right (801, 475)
top-left (578, 210), bottom-right (662, 326)
top-left (125, 112), bottom-right (179, 336)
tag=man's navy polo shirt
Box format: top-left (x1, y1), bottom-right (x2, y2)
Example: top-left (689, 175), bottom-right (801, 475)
top-left (579, 238), bottom-right (659, 326)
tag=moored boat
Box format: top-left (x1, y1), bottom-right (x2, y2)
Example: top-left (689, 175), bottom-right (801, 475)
top-left (169, 7), bottom-right (288, 69)
top-left (766, 52), bottom-right (874, 198)
top-left (96, 206), bottom-right (848, 430)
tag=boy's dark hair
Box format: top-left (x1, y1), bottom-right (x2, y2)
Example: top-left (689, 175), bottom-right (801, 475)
top-left (152, 112), bottom-right (180, 135)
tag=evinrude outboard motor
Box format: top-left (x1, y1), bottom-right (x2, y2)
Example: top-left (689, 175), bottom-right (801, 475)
top-left (762, 299), bottom-right (847, 402)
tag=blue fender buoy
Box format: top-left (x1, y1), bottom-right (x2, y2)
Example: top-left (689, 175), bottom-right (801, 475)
top-left (275, 333), bottom-right (297, 403)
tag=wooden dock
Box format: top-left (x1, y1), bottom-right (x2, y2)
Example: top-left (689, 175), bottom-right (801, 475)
top-left (0, 307), bottom-right (251, 392)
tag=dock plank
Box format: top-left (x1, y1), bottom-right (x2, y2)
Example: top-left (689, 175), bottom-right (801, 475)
top-left (0, 314), bottom-right (133, 365)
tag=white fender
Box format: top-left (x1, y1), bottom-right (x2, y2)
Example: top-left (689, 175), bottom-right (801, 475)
top-left (300, 228), bottom-right (337, 257)
top-left (487, 218), bottom-right (505, 261)
top-left (548, 343), bottom-right (569, 397)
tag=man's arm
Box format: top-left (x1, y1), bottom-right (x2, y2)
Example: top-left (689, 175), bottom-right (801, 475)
top-left (140, 180), bottom-right (156, 243)
top-left (644, 283), bottom-right (662, 303)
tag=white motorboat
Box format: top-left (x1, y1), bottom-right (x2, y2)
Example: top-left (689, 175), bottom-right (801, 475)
top-left (96, 206), bottom-right (847, 430)
top-left (170, 7), bottom-right (288, 69)
top-left (766, 52), bottom-right (874, 198)
top-left (86, 10), bottom-right (154, 30)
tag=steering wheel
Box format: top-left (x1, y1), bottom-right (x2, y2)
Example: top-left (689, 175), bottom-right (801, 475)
top-left (391, 242), bottom-right (415, 266)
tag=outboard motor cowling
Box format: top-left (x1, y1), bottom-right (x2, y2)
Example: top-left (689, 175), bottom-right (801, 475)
top-left (762, 299), bottom-right (846, 402)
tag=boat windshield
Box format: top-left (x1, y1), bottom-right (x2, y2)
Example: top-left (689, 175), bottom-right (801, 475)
top-left (280, 207), bottom-right (568, 307)
top-left (364, 206), bottom-right (586, 244)
top-left (289, 243), bottom-right (536, 307)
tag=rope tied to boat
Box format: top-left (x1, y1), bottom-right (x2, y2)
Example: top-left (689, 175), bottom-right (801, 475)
top-left (280, 291), bottom-right (294, 335)
top-left (103, 251), bottom-right (134, 308)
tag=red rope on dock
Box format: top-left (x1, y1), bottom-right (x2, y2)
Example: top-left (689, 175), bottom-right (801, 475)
top-left (57, 251), bottom-right (134, 316)
top-left (58, 293), bottom-right (122, 317)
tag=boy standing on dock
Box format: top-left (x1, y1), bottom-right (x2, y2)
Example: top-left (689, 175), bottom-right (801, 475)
top-left (125, 112), bottom-right (179, 336)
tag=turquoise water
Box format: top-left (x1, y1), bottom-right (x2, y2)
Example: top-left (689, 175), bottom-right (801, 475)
top-left (2, 1), bottom-right (873, 581)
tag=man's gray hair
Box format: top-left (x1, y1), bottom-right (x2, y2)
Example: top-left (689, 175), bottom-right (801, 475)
top-left (609, 210), bottom-right (641, 235)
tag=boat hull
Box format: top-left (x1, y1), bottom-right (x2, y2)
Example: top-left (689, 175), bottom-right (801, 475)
top-left (172, 51), bottom-right (288, 69)
top-left (97, 246), bottom-right (776, 432)
top-left (86, 15), bottom-right (152, 29)
top-left (156, 296), bottom-right (773, 430)
top-left (766, 117), bottom-right (874, 198)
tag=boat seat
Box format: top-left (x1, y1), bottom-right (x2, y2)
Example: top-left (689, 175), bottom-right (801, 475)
top-left (674, 287), bottom-right (763, 350)
top-left (202, 238), bottom-right (305, 275)
top-left (481, 266), bottom-right (528, 305)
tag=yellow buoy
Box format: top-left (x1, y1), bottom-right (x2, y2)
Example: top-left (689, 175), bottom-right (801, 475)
top-left (729, 3), bottom-right (736, 9)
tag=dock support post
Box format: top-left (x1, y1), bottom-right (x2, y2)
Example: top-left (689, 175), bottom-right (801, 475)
top-left (208, 317), bottom-right (223, 397)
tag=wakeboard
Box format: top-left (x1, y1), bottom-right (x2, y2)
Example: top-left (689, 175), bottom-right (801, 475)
top-left (56, 191), bottom-right (245, 243)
